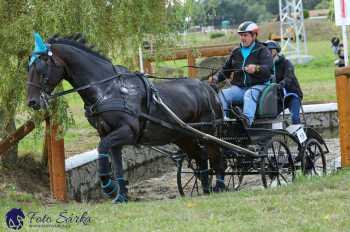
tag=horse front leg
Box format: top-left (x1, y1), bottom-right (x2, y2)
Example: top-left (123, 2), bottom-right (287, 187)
top-left (110, 146), bottom-right (128, 203)
top-left (97, 124), bottom-right (135, 204)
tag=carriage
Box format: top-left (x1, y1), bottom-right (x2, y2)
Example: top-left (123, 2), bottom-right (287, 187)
top-left (153, 81), bottom-right (329, 197)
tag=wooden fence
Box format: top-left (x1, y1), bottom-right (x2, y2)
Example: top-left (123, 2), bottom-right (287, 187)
top-left (335, 66), bottom-right (350, 167)
top-left (143, 43), bottom-right (235, 78)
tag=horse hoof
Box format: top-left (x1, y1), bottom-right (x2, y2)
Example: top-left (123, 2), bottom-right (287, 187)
top-left (101, 179), bottom-right (119, 198)
top-left (112, 193), bottom-right (128, 204)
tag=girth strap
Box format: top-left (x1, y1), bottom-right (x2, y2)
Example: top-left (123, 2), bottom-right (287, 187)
top-left (85, 98), bottom-right (137, 117)
top-left (135, 72), bottom-right (155, 115)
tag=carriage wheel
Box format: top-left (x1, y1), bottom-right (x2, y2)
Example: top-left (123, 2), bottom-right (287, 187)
top-left (224, 157), bottom-right (244, 191)
top-left (301, 138), bottom-right (326, 176)
top-left (261, 138), bottom-right (295, 188)
top-left (176, 157), bottom-right (211, 197)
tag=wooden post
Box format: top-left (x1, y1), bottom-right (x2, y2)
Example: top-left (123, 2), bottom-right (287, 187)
top-left (187, 50), bottom-right (197, 79)
top-left (335, 66), bottom-right (350, 167)
top-left (46, 119), bottom-right (67, 201)
top-left (144, 59), bottom-right (153, 74)
top-left (45, 119), bottom-right (54, 194)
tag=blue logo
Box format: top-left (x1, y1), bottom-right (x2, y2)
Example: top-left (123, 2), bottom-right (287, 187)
top-left (5, 208), bottom-right (25, 230)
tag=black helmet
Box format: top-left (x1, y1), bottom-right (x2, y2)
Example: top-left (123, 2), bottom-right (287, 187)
top-left (331, 37), bottom-right (340, 47)
top-left (237, 21), bottom-right (259, 35)
top-left (264, 40), bottom-right (281, 53)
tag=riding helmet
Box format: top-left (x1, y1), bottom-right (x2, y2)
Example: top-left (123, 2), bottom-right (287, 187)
top-left (264, 40), bottom-right (281, 53)
top-left (237, 21), bottom-right (259, 35)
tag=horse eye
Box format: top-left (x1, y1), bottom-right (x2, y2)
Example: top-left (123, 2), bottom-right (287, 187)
top-left (35, 59), bottom-right (48, 74)
top-left (41, 56), bottom-right (49, 61)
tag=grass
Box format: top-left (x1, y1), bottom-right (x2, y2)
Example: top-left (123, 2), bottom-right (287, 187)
top-left (1, 169), bottom-right (350, 232)
top-left (295, 40), bottom-right (336, 103)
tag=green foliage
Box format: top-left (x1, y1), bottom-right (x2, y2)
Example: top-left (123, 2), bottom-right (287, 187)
top-left (303, 0), bottom-right (325, 9)
top-left (315, 0), bottom-right (330, 9)
top-left (190, 0), bottom-right (327, 27)
top-left (209, 32), bottom-right (225, 39)
top-left (0, 0), bottom-right (183, 138)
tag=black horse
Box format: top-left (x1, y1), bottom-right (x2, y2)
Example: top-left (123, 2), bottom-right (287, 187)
top-left (26, 34), bottom-right (225, 203)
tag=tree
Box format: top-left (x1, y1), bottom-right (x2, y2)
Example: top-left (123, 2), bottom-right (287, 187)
top-left (0, 0), bottom-right (183, 162)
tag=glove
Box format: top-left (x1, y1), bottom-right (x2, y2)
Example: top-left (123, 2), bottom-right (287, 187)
top-left (208, 74), bottom-right (218, 84)
top-left (278, 81), bottom-right (286, 88)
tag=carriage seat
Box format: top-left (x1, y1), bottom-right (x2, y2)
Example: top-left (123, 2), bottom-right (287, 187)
top-left (255, 83), bottom-right (280, 119)
top-left (228, 83), bottom-right (281, 121)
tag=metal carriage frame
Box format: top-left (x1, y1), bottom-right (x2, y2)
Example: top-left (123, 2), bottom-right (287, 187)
top-left (151, 93), bottom-right (329, 197)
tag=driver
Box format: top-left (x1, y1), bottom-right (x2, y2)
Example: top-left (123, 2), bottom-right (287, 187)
top-left (209, 21), bottom-right (273, 127)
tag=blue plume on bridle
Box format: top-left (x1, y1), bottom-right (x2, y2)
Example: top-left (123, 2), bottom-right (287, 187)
top-left (29, 32), bottom-right (48, 67)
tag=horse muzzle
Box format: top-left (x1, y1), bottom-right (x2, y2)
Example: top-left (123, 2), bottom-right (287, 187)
top-left (27, 99), bottom-right (41, 110)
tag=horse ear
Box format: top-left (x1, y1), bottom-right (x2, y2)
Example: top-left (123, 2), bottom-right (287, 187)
top-left (33, 32), bottom-right (47, 51)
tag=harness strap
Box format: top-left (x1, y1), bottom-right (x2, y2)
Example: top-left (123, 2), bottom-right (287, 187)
top-left (135, 72), bottom-right (153, 115)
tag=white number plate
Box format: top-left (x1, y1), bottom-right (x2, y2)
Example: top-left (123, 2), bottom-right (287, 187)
top-left (296, 128), bottom-right (307, 143)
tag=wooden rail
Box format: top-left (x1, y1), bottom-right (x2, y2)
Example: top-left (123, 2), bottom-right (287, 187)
top-left (335, 66), bottom-right (350, 167)
top-left (144, 43), bottom-right (236, 78)
top-left (0, 119), bottom-right (35, 157)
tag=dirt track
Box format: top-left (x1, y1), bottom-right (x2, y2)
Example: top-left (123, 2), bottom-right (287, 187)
top-left (1, 138), bottom-right (340, 203)
top-left (128, 138), bottom-right (340, 201)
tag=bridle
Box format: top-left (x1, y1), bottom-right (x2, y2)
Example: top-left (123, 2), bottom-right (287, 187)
top-left (27, 48), bottom-right (122, 106)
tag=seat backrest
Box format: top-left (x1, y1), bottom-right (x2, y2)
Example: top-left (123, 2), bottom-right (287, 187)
top-left (256, 83), bottom-right (279, 119)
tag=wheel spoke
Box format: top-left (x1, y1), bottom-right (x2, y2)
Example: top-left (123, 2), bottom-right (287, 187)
top-left (182, 174), bottom-right (196, 190)
top-left (279, 172), bottom-right (288, 183)
top-left (302, 139), bottom-right (326, 176)
top-left (190, 178), bottom-right (199, 196)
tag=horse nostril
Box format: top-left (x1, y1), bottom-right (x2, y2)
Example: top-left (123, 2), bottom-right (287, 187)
top-left (28, 100), bottom-right (34, 106)
top-left (28, 100), bottom-right (38, 108)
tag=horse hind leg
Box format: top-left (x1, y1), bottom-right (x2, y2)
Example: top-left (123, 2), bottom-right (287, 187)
top-left (197, 146), bottom-right (210, 194)
top-left (208, 144), bottom-right (226, 192)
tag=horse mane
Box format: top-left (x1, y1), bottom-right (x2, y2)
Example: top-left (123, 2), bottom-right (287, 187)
top-left (47, 33), bottom-right (111, 63)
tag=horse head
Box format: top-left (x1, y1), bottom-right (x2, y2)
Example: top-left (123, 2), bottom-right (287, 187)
top-left (27, 33), bottom-right (67, 110)
top-left (27, 33), bottom-right (116, 110)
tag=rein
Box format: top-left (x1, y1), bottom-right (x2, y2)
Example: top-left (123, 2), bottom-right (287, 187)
top-left (184, 65), bottom-right (244, 73)
top-left (50, 73), bottom-right (122, 99)
top-left (28, 73), bottom-right (122, 100)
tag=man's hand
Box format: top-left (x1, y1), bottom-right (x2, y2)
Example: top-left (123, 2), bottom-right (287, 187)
top-left (208, 75), bottom-right (218, 84)
top-left (244, 64), bottom-right (260, 74)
